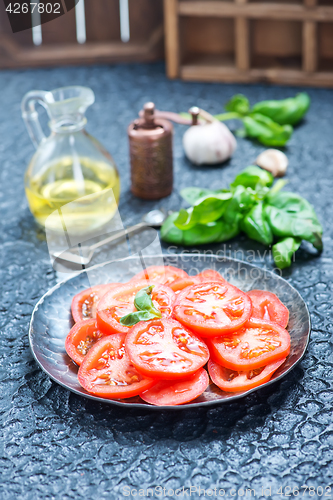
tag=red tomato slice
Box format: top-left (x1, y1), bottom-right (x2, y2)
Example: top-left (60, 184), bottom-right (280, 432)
top-left (248, 289), bottom-right (289, 328)
top-left (173, 281), bottom-right (252, 337)
top-left (140, 368), bottom-right (209, 406)
top-left (65, 319), bottom-right (104, 366)
top-left (207, 318), bottom-right (290, 371)
top-left (71, 283), bottom-right (120, 323)
top-left (170, 278), bottom-right (196, 294)
top-left (169, 270), bottom-right (226, 294)
top-left (208, 358), bottom-right (286, 393)
top-left (78, 334), bottom-right (155, 398)
top-left (130, 265), bottom-right (188, 286)
top-left (97, 280), bottom-right (176, 335)
top-left (194, 269), bottom-right (226, 283)
top-left (125, 318), bottom-right (210, 380)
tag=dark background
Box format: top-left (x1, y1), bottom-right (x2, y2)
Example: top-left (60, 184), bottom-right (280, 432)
top-left (1, 62), bottom-right (333, 499)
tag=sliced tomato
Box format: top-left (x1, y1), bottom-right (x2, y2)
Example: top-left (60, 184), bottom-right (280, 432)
top-left (170, 278), bottom-right (196, 294)
top-left (65, 319), bottom-right (104, 366)
top-left (71, 283), bottom-right (120, 323)
top-left (194, 269), bottom-right (226, 283)
top-left (208, 358), bottom-right (286, 393)
top-left (97, 280), bottom-right (176, 335)
top-left (169, 270), bottom-right (226, 294)
top-left (248, 289), bottom-right (289, 328)
top-left (78, 334), bottom-right (155, 398)
top-left (207, 318), bottom-right (290, 371)
top-left (173, 281), bottom-right (252, 337)
top-left (130, 265), bottom-right (188, 286)
top-left (125, 318), bottom-right (210, 380)
top-left (140, 368), bottom-right (209, 406)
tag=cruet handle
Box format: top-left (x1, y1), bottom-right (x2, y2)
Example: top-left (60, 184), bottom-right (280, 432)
top-left (21, 90), bottom-right (53, 149)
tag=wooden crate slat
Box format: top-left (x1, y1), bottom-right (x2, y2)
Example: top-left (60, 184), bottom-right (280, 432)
top-left (85, 0), bottom-right (120, 42)
top-left (178, 2), bottom-right (333, 22)
top-left (128, 0), bottom-right (163, 43)
top-left (181, 62), bottom-right (333, 87)
top-left (303, 20), bottom-right (317, 72)
top-left (164, 0), bottom-right (180, 78)
top-left (41, 3), bottom-right (77, 45)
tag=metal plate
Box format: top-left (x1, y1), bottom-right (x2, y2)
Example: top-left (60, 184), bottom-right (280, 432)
top-left (29, 254), bottom-right (311, 410)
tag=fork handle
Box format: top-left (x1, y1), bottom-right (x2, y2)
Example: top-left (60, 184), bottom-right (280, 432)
top-left (89, 222), bottom-right (147, 251)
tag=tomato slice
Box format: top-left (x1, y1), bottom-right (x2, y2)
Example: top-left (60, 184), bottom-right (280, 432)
top-left (125, 318), bottom-right (210, 380)
top-left (97, 280), bottom-right (176, 335)
top-left (71, 283), bottom-right (120, 323)
top-left (78, 334), bottom-right (155, 398)
top-left (170, 278), bottom-right (196, 294)
top-left (65, 319), bottom-right (104, 366)
top-left (207, 318), bottom-right (290, 371)
top-left (173, 281), bottom-right (252, 337)
top-left (140, 368), bottom-right (209, 406)
top-left (208, 358), bottom-right (286, 393)
top-left (130, 265), bottom-right (188, 286)
top-left (169, 270), bottom-right (226, 294)
top-left (194, 269), bottom-right (226, 283)
top-left (248, 289), bottom-right (289, 328)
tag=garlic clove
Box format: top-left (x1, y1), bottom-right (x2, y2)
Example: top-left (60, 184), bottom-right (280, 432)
top-left (256, 149), bottom-right (288, 177)
top-left (183, 120), bottom-right (236, 166)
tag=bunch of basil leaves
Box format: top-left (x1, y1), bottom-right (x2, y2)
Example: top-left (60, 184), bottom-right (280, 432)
top-left (160, 166), bottom-right (323, 269)
top-left (213, 93), bottom-right (310, 147)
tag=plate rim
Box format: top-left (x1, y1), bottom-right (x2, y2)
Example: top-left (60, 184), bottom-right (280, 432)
top-left (29, 253), bottom-right (311, 410)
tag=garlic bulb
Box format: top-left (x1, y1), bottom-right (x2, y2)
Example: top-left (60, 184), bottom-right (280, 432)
top-left (256, 149), bottom-right (288, 177)
top-left (183, 111), bottom-right (236, 166)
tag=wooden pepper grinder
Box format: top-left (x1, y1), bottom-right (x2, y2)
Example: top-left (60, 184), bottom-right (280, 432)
top-left (128, 102), bottom-right (173, 200)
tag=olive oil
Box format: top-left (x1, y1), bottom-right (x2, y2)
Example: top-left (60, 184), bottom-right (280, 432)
top-left (25, 156), bottom-right (120, 233)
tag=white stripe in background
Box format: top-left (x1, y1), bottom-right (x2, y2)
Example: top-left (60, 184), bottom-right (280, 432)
top-left (119, 0), bottom-right (130, 43)
top-left (31, 0), bottom-right (42, 45)
top-left (75, 0), bottom-right (86, 44)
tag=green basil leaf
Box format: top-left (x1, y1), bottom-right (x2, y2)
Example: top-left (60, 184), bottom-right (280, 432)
top-left (224, 185), bottom-right (257, 224)
top-left (225, 94), bottom-right (250, 115)
top-left (174, 193), bottom-right (232, 230)
top-left (134, 285), bottom-right (161, 317)
top-left (240, 202), bottom-right (273, 245)
top-left (119, 310), bottom-right (160, 327)
top-left (272, 237), bottom-right (302, 270)
top-left (160, 213), bottom-right (239, 246)
top-left (231, 165), bottom-right (274, 190)
top-left (252, 93), bottom-right (310, 126)
top-left (180, 187), bottom-right (225, 206)
top-left (265, 191), bottom-right (323, 250)
top-left (160, 212), bottom-right (184, 245)
top-left (243, 114), bottom-right (293, 147)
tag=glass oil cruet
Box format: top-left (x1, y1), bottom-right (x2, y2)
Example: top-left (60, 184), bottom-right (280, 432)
top-left (22, 86), bottom-right (120, 234)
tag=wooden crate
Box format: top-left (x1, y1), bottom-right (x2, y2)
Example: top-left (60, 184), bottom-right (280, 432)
top-left (164, 0), bottom-right (333, 87)
top-left (0, 0), bottom-right (163, 68)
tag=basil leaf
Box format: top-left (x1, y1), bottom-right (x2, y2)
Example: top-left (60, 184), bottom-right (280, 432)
top-left (160, 212), bottom-right (185, 245)
top-left (265, 191), bottom-right (323, 250)
top-left (134, 285), bottom-right (161, 317)
top-left (231, 165), bottom-right (274, 190)
top-left (225, 94), bottom-right (250, 115)
top-left (272, 237), bottom-right (302, 270)
top-left (174, 193), bottom-right (232, 230)
top-left (119, 310), bottom-right (160, 327)
top-left (240, 202), bottom-right (273, 245)
top-left (252, 93), bottom-right (310, 126)
top-left (160, 213), bottom-right (239, 246)
top-left (180, 187), bottom-right (225, 206)
top-left (243, 114), bottom-right (293, 147)
top-left (119, 285), bottom-right (162, 326)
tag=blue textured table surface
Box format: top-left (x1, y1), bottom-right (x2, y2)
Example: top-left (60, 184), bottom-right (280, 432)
top-left (1, 62), bottom-right (333, 499)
